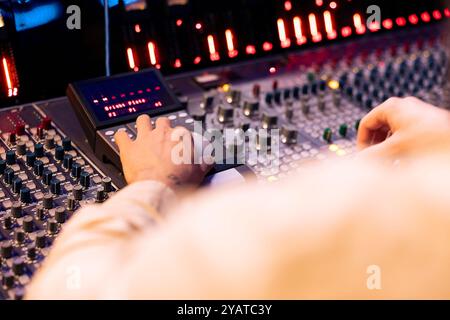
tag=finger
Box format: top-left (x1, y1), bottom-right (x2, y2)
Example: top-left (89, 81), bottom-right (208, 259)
top-left (357, 97), bottom-right (400, 149)
top-left (356, 133), bottom-right (404, 160)
top-left (114, 130), bottom-right (132, 152)
top-left (136, 114), bottom-right (153, 135)
top-left (155, 117), bottom-right (171, 130)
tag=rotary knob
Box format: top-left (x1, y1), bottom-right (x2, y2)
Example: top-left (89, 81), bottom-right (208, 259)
top-left (71, 162), bottom-right (82, 178)
top-left (42, 170), bottom-right (53, 185)
top-left (35, 230), bottom-right (48, 248)
top-left (55, 146), bottom-right (65, 161)
top-left (0, 240), bottom-right (13, 259)
top-left (16, 141), bottom-right (26, 156)
top-left (6, 150), bottom-right (16, 165)
top-left (55, 206), bottom-right (67, 223)
top-left (95, 187), bottom-right (106, 203)
top-left (2, 271), bottom-right (15, 289)
top-left (12, 257), bottom-right (25, 276)
top-left (14, 229), bottom-right (25, 244)
top-left (4, 168), bottom-right (15, 185)
top-left (47, 219), bottom-right (59, 235)
top-left (50, 179), bottom-right (61, 195)
top-left (43, 193), bottom-right (53, 209)
top-left (45, 135), bottom-right (55, 149)
top-left (26, 151), bottom-right (36, 167)
top-left (20, 187), bottom-right (32, 204)
top-left (12, 178), bottom-right (23, 194)
top-left (34, 143), bottom-right (44, 158)
top-left (101, 177), bottom-right (112, 193)
top-left (0, 159), bottom-right (6, 174)
top-left (11, 202), bottom-right (23, 218)
top-left (2, 213), bottom-right (13, 230)
top-left (23, 215), bottom-right (35, 233)
top-left (66, 195), bottom-right (76, 211)
top-left (63, 154), bottom-right (74, 170)
top-left (62, 137), bottom-right (72, 151)
top-left (73, 184), bottom-right (83, 201)
top-left (80, 171), bottom-right (91, 188)
top-left (33, 160), bottom-right (44, 176)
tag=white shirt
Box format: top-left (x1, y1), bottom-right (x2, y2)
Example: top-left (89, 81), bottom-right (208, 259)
top-left (26, 153), bottom-right (450, 299)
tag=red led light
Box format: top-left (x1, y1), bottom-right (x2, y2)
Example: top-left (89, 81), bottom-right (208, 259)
top-left (225, 29), bottom-right (238, 58)
top-left (262, 42), bottom-right (273, 51)
top-left (2, 58), bottom-right (13, 97)
top-left (195, 23), bottom-right (202, 30)
top-left (315, 0), bottom-right (323, 7)
top-left (293, 17), bottom-right (307, 45)
top-left (368, 21), bottom-right (380, 32)
top-left (409, 14), bottom-right (419, 25)
top-left (246, 45), bottom-right (256, 55)
top-left (330, 1), bottom-right (337, 9)
top-left (445, 8), bottom-right (450, 17)
top-left (341, 26), bottom-right (352, 37)
top-left (309, 13), bottom-right (322, 42)
top-left (323, 11), bottom-right (337, 39)
top-left (277, 18), bottom-right (291, 48)
top-left (126, 48), bottom-right (138, 71)
top-left (353, 13), bottom-right (366, 34)
top-left (396, 17), bottom-right (407, 27)
top-left (284, 1), bottom-right (292, 11)
top-left (382, 19), bottom-right (393, 30)
top-left (421, 12), bottom-right (431, 23)
top-left (207, 35), bottom-right (220, 61)
top-left (194, 56), bottom-right (202, 64)
top-left (174, 59), bottom-right (182, 68)
top-left (269, 67), bottom-right (277, 74)
top-left (176, 19), bottom-right (183, 27)
top-left (134, 24), bottom-right (141, 33)
top-left (147, 42), bottom-right (158, 66)
top-left (433, 10), bottom-right (442, 20)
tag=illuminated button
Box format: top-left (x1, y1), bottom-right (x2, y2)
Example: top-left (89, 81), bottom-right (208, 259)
top-left (329, 144), bottom-right (339, 152)
top-left (281, 126), bottom-right (298, 145)
top-left (261, 111), bottom-right (278, 129)
top-left (105, 130), bottom-right (115, 136)
top-left (185, 119), bottom-right (194, 124)
top-left (217, 104), bottom-right (234, 123)
top-left (243, 100), bottom-right (259, 117)
top-left (328, 80), bottom-right (340, 90)
top-left (179, 112), bottom-right (188, 118)
top-left (168, 115), bottom-right (177, 121)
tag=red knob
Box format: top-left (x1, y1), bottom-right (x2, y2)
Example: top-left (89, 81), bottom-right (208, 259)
top-left (41, 117), bottom-right (52, 130)
top-left (15, 124), bottom-right (25, 136)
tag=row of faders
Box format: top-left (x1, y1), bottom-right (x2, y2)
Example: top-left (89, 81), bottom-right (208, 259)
top-left (0, 104), bottom-right (116, 300)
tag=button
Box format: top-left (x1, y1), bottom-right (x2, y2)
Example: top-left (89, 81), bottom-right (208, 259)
top-left (34, 143), bottom-right (44, 157)
top-left (20, 187), bottom-right (32, 204)
top-left (23, 215), bottom-right (34, 233)
top-left (43, 193), bottom-right (53, 209)
top-left (217, 104), bottom-right (234, 123)
top-left (261, 111), bottom-right (278, 129)
top-left (323, 128), bottom-right (333, 143)
top-left (11, 202), bottom-right (23, 218)
top-left (243, 100), bottom-right (259, 117)
top-left (55, 206), bottom-right (67, 223)
top-left (281, 126), bottom-right (298, 145)
top-left (6, 150), bottom-right (16, 165)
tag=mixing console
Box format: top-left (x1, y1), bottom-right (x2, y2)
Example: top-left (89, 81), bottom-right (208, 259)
top-left (0, 105), bottom-right (116, 300)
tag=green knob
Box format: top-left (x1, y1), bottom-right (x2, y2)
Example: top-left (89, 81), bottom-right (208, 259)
top-left (339, 124), bottom-right (348, 138)
top-left (307, 72), bottom-right (316, 83)
top-left (323, 128), bottom-right (332, 143)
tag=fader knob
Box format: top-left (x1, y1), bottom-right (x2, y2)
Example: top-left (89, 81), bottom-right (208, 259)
top-left (42, 170), bottom-right (53, 185)
top-left (12, 178), bottom-right (22, 194)
top-left (243, 100), bottom-right (259, 117)
top-left (34, 143), bottom-right (44, 158)
top-left (55, 206), bottom-right (67, 223)
top-left (11, 202), bottom-right (23, 218)
top-left (20, 187), bottom-right (32, 204)
top-left (55, 146), bottom-right (64, 161)
top-left (62, 137), bottom-right (72, 151)
top-left (26, 152), bottom-right (36, 167)
top-left (16, 141), bottom-right (26, 156)
top-left (43, 193), bottom-right (53, 209)
top-left (261, 111), bottom-right (278, 129)
top-left (0, 241), bottom-right (13, 259)
top-left (23, 215), bottom-right (34, 233)
top-left (217, 104), bottom-right (234, 123)
top-left (27, 244), bottom-right (37, 260)
top-left (50, 179), bottom-right (61, 195)
top-left (35, 230), bottom-right (48, 247)
top-left (63, 154), bottom-right (74, 170)
top-left (0, 159), bottom-right (6, 174)
top-left (12, 257), bottom-right (25, 276)
top-left (47, 219), bottom-right (59, 235)
top-left (45, 135), bottom-right (55, 149)
top-left (6, 150), bottom-right (16, 165)
top-left (71, 162), bottom-right (82, 178)
top-left (4, 168), bottom-right (15, 184)
top-left (73, 184), bottom-right (83, 200)
top-left (281, 126), bottom-right (298, 145)
top-left (33, 160), bottom-right (44, 176)
top-left (2, 271), bottom-right (15, 289)
top-left (101, 177), bottom-right (112, 193)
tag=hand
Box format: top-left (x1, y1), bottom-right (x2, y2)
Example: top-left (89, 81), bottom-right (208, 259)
top-left (114, 115), bottom-right (212, 191)
top-left (357, 97), bottom-right (450, 159)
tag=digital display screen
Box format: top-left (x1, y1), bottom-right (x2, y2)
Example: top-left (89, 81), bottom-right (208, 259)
top-left (76, 70), bottom-right (179, 123)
